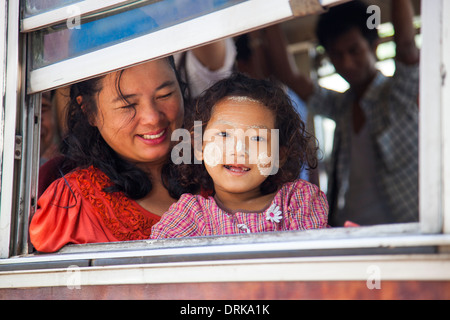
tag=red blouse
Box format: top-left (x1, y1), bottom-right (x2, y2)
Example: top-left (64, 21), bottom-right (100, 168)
top-left (30, 166), bottom-right (161, 253)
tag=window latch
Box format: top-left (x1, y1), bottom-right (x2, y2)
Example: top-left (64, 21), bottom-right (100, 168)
top-left (14, 135), bottom-right (22, 160)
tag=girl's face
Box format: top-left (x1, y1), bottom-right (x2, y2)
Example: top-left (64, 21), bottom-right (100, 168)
top-left (93, 59), bottom-right (184, 169)
top-left (201, 97), bottom-right (278, 197)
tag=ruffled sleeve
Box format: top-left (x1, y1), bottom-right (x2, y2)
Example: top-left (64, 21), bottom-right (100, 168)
top-left (29, 176), bottom-right (111, 253)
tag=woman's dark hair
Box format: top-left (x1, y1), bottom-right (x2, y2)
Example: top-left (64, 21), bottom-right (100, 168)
top-left (60, 56), bottom-right (197, 200)
top-left (180, 72), bottom-right (319, 195)
top-left (316, 0), bottom-right (379, 50)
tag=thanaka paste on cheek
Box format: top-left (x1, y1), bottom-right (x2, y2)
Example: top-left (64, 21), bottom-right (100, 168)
top-left (203, 142), bottom-right (222, 167)
top-left (257, 152), bottom-right (273, 176)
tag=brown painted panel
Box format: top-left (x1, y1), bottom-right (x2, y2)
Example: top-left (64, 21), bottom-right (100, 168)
top-left (1, 281), bottom-right (450, 300)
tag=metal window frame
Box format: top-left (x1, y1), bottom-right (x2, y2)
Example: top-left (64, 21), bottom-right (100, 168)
top-left (21, 0), bottom-right (139, 32)
top-left (419, 0), bottom-right (449, 234)
top-left (0, 0), bottom-right (22, 259)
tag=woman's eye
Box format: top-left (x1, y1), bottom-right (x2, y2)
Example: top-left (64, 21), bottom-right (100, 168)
top-left (121, 103), bottom-right (137, 109)
top-left (158, 92), bottom-right (173, 100)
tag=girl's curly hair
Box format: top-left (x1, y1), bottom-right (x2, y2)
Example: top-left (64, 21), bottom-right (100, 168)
top-left (179, 72), bottom-right (319, 195)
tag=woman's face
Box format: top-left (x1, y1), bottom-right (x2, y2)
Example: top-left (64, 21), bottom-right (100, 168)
top-left (93, 59), bottom-right (184, 168)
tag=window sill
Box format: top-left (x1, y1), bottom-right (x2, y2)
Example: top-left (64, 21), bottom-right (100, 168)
top-left (2, 223), bottom-right (450, 272)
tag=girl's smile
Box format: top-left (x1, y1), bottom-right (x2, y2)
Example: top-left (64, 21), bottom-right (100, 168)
top-left (223, 164), bottom-right (251, 175)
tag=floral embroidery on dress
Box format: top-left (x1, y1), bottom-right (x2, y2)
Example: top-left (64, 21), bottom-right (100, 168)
top-left (237, 224), bottom-right (251, 233)
top-left (72, 167), bottom-right (158, 241)
top-left (266, 203), bottom-right (282, 223)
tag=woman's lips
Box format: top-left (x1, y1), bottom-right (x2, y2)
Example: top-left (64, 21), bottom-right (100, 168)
top-left (137, 128), bottom-right (167, 144)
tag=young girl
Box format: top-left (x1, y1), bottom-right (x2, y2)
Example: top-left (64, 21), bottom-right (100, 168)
top-left (150, 73), bottom-right (328, 238)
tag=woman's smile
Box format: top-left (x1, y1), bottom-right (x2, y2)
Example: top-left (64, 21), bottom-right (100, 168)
top-left (137, 128), bottom-right (168, 144)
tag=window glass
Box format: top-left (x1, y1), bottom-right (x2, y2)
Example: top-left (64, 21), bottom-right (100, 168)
top-left (22, 0), bottom-right (82, 18)
top-left (30, 0), bottom-right (246, 69)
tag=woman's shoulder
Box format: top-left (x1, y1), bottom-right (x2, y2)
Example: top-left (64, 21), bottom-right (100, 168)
top-left (36, 166), bottom-right (112, 215)
top-left (63, 166), bottom-right (113, 189)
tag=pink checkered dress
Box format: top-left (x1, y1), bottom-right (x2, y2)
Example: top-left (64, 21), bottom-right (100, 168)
top-left (150, 180), bottom-right (329, 239)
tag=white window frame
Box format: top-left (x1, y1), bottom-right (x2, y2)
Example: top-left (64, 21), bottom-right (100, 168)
top-left (0, 0), bottom-right (22, 259)
top-left (420, 0), bottom-right (450, 234)
top-left (21, 0), bottom-right (136, 32)
top-left (0, 0), bottom-right (449, 284)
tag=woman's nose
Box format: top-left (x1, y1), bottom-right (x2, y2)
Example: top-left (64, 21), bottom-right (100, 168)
top-left (139, 102), bottom-right (164, 125)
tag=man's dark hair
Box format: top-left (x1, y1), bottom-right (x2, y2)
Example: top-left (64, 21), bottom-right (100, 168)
top-left (316, 0), bottom-right (379, 50)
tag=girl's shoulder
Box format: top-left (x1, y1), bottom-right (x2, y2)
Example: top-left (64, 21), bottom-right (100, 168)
top-left (279, 179), bottom-right (320, 194)
top-left (276, 179), bottom-right (326, 206)
top-left (171, 193), bottom-right (217, 212)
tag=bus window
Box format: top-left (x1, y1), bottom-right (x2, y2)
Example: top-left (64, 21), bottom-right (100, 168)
top-left (1, 0), bottom-right (447, 261)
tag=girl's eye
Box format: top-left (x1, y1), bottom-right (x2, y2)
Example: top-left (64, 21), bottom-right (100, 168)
top-left (218, 131), bottom-right (229, 137)
top-left (251, 136), bottom-right (265, 142)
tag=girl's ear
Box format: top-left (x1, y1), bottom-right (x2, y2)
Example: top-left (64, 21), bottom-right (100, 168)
top-left (278, 146), bottom-right (288, 168)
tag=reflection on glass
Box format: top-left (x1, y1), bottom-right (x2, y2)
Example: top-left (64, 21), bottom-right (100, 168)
top-left (31, 0), bottom-right (246, 70)
top-left (22, 0), bottom-right (82, 18)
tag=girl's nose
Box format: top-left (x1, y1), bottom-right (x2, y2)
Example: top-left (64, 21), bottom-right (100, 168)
top-left (226, 136), bottom-right (247, 164)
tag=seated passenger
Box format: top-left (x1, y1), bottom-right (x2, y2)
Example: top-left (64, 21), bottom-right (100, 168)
top-left (151, 73), bottom-right (329, 238)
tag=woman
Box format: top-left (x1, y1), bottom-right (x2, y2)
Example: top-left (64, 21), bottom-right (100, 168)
top-left (30, 57), bottom-right (199, 253)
